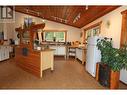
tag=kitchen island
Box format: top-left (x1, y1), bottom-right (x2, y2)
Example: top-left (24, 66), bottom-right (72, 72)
top-left (15, 23), bottom-right (54, 78)
top-left (15, 45), bottom-right (54, 78)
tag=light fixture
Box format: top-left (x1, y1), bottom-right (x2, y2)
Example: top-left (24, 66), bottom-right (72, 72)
top-left (86, 5), bottom-right (88, 10)
top-left (37, 12), bottom-right (40, 16)
top-left (25, 8), bottom-right (45, 23)
top-left (25, 8), bottom-right (43, 17)
top-left (51, 16), bottom-right (68, 23)
top-left (26, 9), bottom-right (29, 13)
top-left (73, 13), bottom-right (81, 23)
top-left (42, 19), bottom-right (45, 23)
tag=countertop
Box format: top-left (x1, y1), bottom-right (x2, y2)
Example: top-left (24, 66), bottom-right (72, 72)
top-left (67, 45), bottom-right (87, 50)
top-left (34, 49), bottom-right (55, 52)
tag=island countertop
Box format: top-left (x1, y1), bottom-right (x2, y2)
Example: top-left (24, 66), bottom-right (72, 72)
top-left (34, 49), bottom-right (55, 52)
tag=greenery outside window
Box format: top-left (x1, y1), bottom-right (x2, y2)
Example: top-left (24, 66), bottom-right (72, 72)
top-left (84, 21), bottom-right (102, 42)
top-left (86, 26), bottom-right (100, 39)
top-left (55, 32), bottom-right (65, 42)
top-left (45, 32), bottom-right (54, 41)
top-left (44, 31), bottom-right (66, 42)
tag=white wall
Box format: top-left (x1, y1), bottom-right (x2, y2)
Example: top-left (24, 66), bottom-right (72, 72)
top-left (81, 6), bottom-right (127, 48)
top-left (4, 23), bottom-right (15, 39)
top-left (15, 12), bottom-right (81, 42)
top-left (0, 23), bottom-right (4, 32)
top-left (0, 23), bottom-right (14, 40)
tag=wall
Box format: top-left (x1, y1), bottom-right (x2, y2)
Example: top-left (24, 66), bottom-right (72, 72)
top-left (0, 23), bottom-right (15, 40)
top-left (15, 12), bottom-right (81, 42)
top-left (0, 23), bottom-right (4, 32)
top-left (81, 6), bottom-right (127, 48)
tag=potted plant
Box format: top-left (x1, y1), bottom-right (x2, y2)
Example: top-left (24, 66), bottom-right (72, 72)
top-left (96, 37), bottom-right (127, 89)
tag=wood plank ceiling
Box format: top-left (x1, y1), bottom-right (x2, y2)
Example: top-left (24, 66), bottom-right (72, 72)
top-left (15, 6), bottom-right (119, 28)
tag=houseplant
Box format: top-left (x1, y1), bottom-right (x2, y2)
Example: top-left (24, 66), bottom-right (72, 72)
top-left (96, 37), bottom-right (127, 89)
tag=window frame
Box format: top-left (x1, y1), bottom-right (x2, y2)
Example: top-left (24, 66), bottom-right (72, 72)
top-left (84, 21), bottom-right (102, 41)
top-left (43, 30), bottom-right (67, 42)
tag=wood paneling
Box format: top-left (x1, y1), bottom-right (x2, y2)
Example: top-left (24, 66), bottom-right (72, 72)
top-left (15, 46), bottom-right (41, 77)
top-left (14, 6), bottom-right (119, 28)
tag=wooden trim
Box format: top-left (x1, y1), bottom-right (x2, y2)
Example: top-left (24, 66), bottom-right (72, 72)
top-left (120, 9), bottom-right (127, 47)
top-left (121, 10), bottom-right (127, 15)
top-left (43, 30), bottom-right (67, 32)
top-left (84, 21), bottom-right (102, 31)
top-left (96, 63), bottom-right (100, 81)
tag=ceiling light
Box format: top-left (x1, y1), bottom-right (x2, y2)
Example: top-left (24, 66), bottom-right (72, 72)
top-left (51, 16), bottom-right (67, 23)
top-left (73, 12), bottom-right (81, 23)
top-left (37, 12), bottom-right (40, 16)
top-left (86, 5), bottom-right (88, 10)
top-left (26, 8), bottom-right (29, 13)
top-left (42, 19), bottom-right (45, 23)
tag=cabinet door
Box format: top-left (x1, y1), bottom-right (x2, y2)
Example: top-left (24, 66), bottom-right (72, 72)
top-left (1, 46), bottom-right (4, 61)
top-left (57, 46), bottom-right (65, 55)
top-left (76, 48), bottom-right (82, 61)
top-left (0, 47), bottom-right (2, 61)
top-left (5, 48), bottom-right (9, 59)
top-left (50, 46), bottom-right (57, 55)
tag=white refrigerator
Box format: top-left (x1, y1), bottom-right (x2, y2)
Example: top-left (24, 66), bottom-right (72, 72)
top-left (120, 69), bottom-right (127, 84)
top-left (86, 36), bottom-right (102, 77)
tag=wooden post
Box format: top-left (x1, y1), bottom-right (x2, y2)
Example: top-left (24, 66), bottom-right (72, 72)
top-left (96, 63), bottom-right (100, 81)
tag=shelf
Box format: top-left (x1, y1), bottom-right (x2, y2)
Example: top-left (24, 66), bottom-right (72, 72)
top-left (15, 23), bottom-right (45, 32)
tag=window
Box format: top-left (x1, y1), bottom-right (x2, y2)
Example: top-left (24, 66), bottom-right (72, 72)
top-left (45, 32), bottom-right (54, 41)
top-left (55, 32), bottom-right (65, 42)
top-left (84, 21), bottom-right (102, 40)
top-left (44, 30), bottom-right (66, 42)
top-left (86, 26), bottom-right (100, 39)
